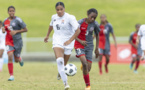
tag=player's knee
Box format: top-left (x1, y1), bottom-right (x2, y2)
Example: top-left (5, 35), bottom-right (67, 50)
top-left (82, 62), bottom-right (88, 70)
top-left (15, 59), bottom-right (19, 63)
top-left (56, 57), bottom-right (64, 65)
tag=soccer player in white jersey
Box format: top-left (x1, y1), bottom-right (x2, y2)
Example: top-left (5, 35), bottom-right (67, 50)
top-left (0, 21), bottom-right (6, 72)
top-left (137, 25), bottom-right (145, 60)
top-left (44, 2), bottom-right (80, 90)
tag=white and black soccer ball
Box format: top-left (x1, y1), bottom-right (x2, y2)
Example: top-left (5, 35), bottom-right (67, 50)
top-left (64, 63), bottom-right (77, 76)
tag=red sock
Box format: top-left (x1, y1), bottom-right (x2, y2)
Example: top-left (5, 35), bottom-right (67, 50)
top-left (135, 60), bottom-right (140, 70)
top-left (8, 63), bottom-right (13, 76)
top-left (98, 61), bottom-right (102, 74)
top-left (83, 73), bottom-right (90, 86)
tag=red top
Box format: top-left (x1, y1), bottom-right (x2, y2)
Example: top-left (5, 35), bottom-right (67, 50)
top-left (74, 20), bottom-right (88, 49)
top-left (99, 25), bottom-right (106, 49)
top-left (131, 33), bottom-right (137, 54)
top-left (4, 19), bottom-right (14, 46)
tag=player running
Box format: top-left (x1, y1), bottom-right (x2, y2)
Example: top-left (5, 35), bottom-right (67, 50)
top-left (0, 21), bottom-right (6, 72)
top-left (44, 2), bottom-right (80, 90)
top-left (74, 8), bottom-right (100, 90)
top-left (129, 24), bottom-right (142, 73)
top-left (98, 14), bottom-right (117, 75)
top-left (137, 25), bottom-right (145, 60)
top-left (2, 6), bottom-right (28, 81)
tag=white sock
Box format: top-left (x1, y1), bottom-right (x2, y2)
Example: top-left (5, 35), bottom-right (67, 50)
top-left (56, 57), bottom-right (68, 85)
top-left (0, 58), bottom-right (3, 71)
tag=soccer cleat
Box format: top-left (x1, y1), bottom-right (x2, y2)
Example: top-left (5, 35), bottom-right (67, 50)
top-left (130, 63), bottom-right (133, 70)
top-left (64, 85), bottom-right (70, 90)
top-left (80, 64), bottom-right (83, 71)
top-left (19, 59), bottom-right (24, 67)
top-left (85, 86), bottom-right (91, 90)
top-left (105, 65), bottom-right (108, 73)
top-left (134, 70), bottom-right (138, 74)
top-left (8, 76), bottom-right (14, 81)
top-left (57, 73), bottom-right (61, 80)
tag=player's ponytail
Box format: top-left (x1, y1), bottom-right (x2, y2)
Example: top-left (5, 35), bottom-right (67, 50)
top-left (8, 6), bottom-right (15, 11)
top-left (55, 2), bottom-right (65, 8)
top-left (87, 8), bottom-right (98, 15)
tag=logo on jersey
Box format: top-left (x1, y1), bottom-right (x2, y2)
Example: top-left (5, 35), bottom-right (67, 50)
top-left (61, 20), bottom-right (64, 24)
top-left (54, 19), bottom-right (56, 22)
top-left (12, 23), bottom-right (16, 26)
top-left (90, 27), bottom-right (94, 31)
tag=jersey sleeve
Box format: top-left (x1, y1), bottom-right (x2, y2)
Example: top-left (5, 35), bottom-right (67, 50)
top-left (78, 19), bottom-right (84, 25)
top-left (50, 15), bottom-right (54, 26)
top-left (69, 15), bottom-right (79, 31)
top-left (109, 23), bottom-right (114, 34)
top-left (94, 21), bottom-right (100, 35)
top-left (17, 17), bottom-right (26, 29)
top-left (129, 32), bottom-right (133, 42)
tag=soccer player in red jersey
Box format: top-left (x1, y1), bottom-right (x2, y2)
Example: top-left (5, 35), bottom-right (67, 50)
top-left (129, 24), bottom-right (142, 73)
top-left (2, 6), bottom-right (28, 81)
top-left (98, 14), bottom-right (117, 75)
top-left (74, 8), bottom-right (100, 90)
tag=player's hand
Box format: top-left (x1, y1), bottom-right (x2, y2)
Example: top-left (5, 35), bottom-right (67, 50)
top-left (95, 48), bottom-right (99, 58)
top-left (10, 30), bottom-right (17, 36)
top-left (80, 40), bottom-right (87, 46)
top-left (44, 36), bottom-right (49, 43)
top-left (115, 43), bottom-right (117, 48)
top-left (141, 56), bottom-right (145, 61)
top-left (64, 40), bottom-right (71, 46)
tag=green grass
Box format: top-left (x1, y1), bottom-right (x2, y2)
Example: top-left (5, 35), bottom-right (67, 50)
top-left (0, 0), bottom-right (145, 37)
top-left (1, 62), bottom-right (145, 90)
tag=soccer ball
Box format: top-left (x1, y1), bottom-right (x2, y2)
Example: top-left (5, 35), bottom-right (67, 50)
top-left (64, 63), bottom-right (77, 76)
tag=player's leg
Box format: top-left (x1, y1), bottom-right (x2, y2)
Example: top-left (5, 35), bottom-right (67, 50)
top-left (134, 55), bottom-right (140, 73)
top-left (7, 45), bottom-right (15, 81)
top-left (130, 54), bottom-right (137, 69)
top-left (98, 48), bottom-right (103, 75)
top-left (75, 48), bottom-right (90, 89)
top-left (85, 48), bottom-right (93, 72)
top-left (79, 56), bottom-right (91, 89)
top-left (104, 55), bottom-right (110, 73)
top-left (53, 47), bottom-right (69, 89)
top-left (13, 43), bottom-right (23, 66)
top-left (0, 49), bottom-right (4, 72)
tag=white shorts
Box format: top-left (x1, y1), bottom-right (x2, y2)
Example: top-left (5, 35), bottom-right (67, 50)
top-left (52, 44), bottom-right (73, 55)
top-left (0, 40), bottom-right (5, 50)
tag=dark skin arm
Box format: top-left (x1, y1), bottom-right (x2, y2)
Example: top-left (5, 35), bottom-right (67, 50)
top-left (10, 27), bottom-right (28, 36)
top-left (94, 34), bottom-right (99, 58)
top-left (129, 40), bottom-right (138, 49)
top-left (111, 33), bottom-right (117, 48)
top-left (76, 38), bottom-right (87, 46)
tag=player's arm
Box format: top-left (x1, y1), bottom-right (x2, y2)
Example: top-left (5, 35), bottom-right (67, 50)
top-left (64, 28), bottom-right (80, 46)
top-left (111, 33), bottom-right (117, 48)
top-left (95, 33), bottom-right (99, 58)
top-left (76, 37), bottom-right (87, 46)
top-left (44, 26), bottom-right (53, 43)
top-left (129, 40), bottom-right (137, 49)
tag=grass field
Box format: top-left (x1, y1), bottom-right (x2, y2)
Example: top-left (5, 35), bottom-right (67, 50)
top-left (1, 62), bottom-right (145, 90)
top-left (0, 0), bottom-right (145, 37)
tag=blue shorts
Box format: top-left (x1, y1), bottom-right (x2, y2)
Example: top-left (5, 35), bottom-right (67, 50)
top-left (99, 48), bottom-right (110, 55)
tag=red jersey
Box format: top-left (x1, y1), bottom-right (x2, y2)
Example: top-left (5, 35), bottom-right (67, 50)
top-left (129, 32), bottom-right (137, 54)
top-left (99, 25), bottom-right (106, 49)
top-left (4, 19), bottom-right (14, 46)
top-left (74, 20), bottom-right (88, 49)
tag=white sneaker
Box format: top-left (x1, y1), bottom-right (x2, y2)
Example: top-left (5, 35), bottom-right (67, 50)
top-left (57, 73), bottom-right (61, 80)
top-left (8, 76), bottom-right (14, 81)
top-left (64, 85), bottom-right (70, 90)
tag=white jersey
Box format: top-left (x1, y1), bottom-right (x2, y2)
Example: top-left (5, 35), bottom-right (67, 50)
top-left (0, 28), bottom-right (6, 49)
top-left (50, 12), bottom-right (79, 49)
top-left (138, 25), bottom-right (145, 50)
